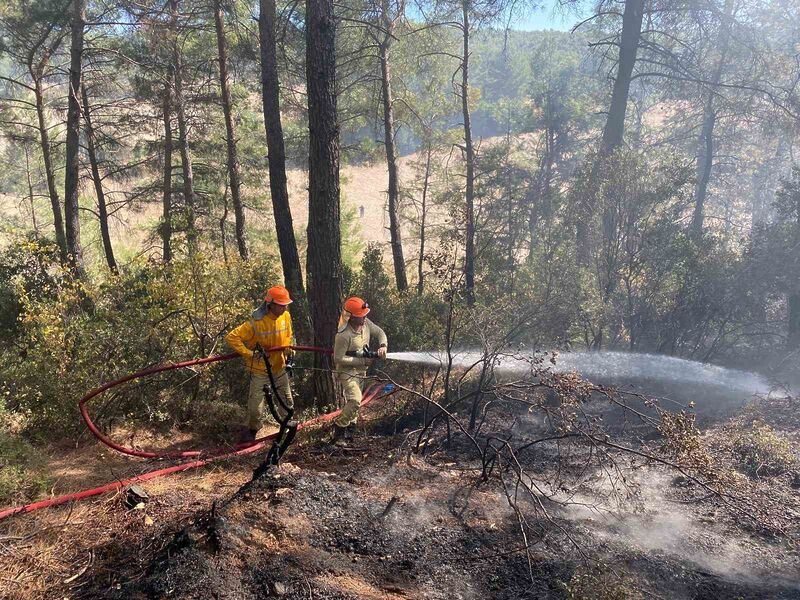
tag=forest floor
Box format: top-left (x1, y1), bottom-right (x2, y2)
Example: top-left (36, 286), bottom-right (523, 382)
top-left (1, 393), bottom-right (799, 600)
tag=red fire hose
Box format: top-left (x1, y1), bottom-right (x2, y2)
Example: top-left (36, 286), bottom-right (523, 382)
top-left (78, 345), bottom-right (331, 459)
top-left (0, 345), bottom-right (392, 521)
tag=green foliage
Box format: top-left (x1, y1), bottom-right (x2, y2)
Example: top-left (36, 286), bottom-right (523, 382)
top-left (0, 408), bottom-right (50, 505)
top-left (558, 564), bottom-right (639, 600)
top-left (348, 243), bottom-right (447, 351)
top-left (340, 195), bottom-right (365, 269)
top-left (733, 422), bottom-right (796, 477)
top-left (0, 238), bottom-right (60, 344)
top-left (0, 251), bottom-right (279, 436)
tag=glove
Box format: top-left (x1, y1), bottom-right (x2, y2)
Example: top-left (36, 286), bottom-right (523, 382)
top-left (285, 355), bottom-right (295, 379)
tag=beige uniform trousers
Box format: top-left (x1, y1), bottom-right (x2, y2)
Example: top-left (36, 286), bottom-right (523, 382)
top-left (247, 369), bottom-right (293, 430)
top-left (334, 370), bottom-right (366, 428)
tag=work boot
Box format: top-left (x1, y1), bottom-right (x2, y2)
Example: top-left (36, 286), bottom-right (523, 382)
top-left (331, 424), bottom-right (348, 445)
top-left (240, 428), bottom-right (259, 443)
top-left (344, 423), bottom-right (356, 440)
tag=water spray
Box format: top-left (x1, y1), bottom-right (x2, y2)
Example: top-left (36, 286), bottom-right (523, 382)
top-left (383, 349), bottom-right (774, 404)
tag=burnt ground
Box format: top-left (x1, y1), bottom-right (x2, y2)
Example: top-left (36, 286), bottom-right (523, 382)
top-left (2, 395), bottom-right (799, 600)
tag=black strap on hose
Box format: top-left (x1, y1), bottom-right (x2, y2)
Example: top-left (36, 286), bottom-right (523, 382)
top-left (252, 344), bottom-right (298, 478)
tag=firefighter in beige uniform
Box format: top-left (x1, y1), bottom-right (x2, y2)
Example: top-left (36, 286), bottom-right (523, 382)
top-left (332, 296), bottom-right (387, 439)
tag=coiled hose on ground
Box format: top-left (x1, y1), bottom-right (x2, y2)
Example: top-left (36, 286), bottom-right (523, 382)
top-left (0, 345), bottom-right (395, 521)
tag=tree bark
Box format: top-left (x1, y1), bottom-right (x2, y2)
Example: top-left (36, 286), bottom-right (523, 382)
top-left (81, 84), bottom-right (117, 274)
top-left (418, 141), bottom-right (432, 295)
top-left (790, 183), bottom-right (800, 350)
top-left (220, 186), bottom-right (229, 264)
top-left (213, 0), bottom-right (248, 260)
top-left (690, 0), bottom-right (733, 241)
top-left (306, 0), bottom-right (343, 405)
top-left (691, 95), bottom-right (716, 241)
top-left (63, 0), bottom-right (87, 276)
top-left (461, 0), bottom-right (475, 305)
top-left (171, 0), bottom-right (197, 253)
top-left (33, 77), bottom-right (67, 263)
top-left (600, 0), bottom-right (644, 153)
top-left (528, 126), bottom-right (554, 261)
top-left (24, 144), bottom-right (40, 237)
top-left (162, 77), bottom-right (174, 263)
top-left (378, 13), bottom-right (407, 291)
top-left (789, 294), bottom-right (800, 350)
top-left (258, 0), bottom-right (309, 341)
top-left (575, 0), bottom-right (643, 268)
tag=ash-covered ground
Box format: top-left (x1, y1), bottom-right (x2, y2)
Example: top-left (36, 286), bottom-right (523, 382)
top-left (73, 395), bottom-right (799, 600)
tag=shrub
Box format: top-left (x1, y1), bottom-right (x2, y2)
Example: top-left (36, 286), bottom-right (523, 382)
top-left (0, 251), bottom-right (280, 438)
top-left (187, 400), bottom-right (247, 442)
top-left (0, 416), bottom-right (50, 505)
top-left (348, 243), bottom-right (447, 351)
top-left (559, 564), bottom-right (639, 600)
top-left (733, 422), bottom-right (796, 477)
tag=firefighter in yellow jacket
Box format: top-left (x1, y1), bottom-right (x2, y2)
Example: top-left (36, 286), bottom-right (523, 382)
top-left (332, 296), bottom-right (388, 440)
top-left (227, 286), bottom-right (294, 442)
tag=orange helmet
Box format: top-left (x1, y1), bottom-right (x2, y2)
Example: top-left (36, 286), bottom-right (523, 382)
top-left (343, 296), bottom-right (370, 318)
top-left (265, 285), bottom-right (293, 305)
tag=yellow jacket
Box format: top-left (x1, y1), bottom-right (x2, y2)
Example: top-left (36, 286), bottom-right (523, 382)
top-left (227, 303), bottom-right (294, 375)
top-left (333, 318), bottom-right (387, 377)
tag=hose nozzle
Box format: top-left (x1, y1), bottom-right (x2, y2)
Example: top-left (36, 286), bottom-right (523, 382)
top-left (345, 345), bottom-right (379, 359)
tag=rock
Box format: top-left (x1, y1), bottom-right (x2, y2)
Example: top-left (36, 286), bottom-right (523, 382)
top-left (271, 581), bottom-right (287, 596)
top-left (124, 484), bottom-right (149, 509)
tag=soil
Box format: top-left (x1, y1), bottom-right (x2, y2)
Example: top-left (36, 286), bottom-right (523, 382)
top-left (1, 397), bottom-right (798, 600)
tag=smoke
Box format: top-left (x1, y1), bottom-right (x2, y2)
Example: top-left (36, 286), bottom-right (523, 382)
top-left (569, 470), bottom-right (800, 591)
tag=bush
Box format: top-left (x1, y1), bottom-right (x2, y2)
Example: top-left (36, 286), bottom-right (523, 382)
top-left (0, 416), bottom-right (50, 505)
top-left (348, 243), bottom-right (447, 351)
top-left (559, 564), bottom-right (639, 600)
top-left (187, 400), bottom-right (247, 442)
top-left (733, 422), bottom-right (796, 477)
top-left (0, 239), bottom-right (60, 344)
top-left (0, 250), bottom-right (280, 438)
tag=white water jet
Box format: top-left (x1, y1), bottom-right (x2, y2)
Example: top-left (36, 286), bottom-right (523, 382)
top-left (385, 350), bottom-right (770, 398)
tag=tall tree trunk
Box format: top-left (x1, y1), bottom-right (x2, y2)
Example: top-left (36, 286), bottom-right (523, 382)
top-left (576, 0), bottom-right (643, 268)
top-left (220, 186), bottom-right (229, 264)
top-left (63, 0), bottom-right (87, 276)
top-left (379, 27), bottom-right (407, 291)
top-left (81, 85), bottom-right (118, 274)
top-left (213, 0), bottom-right (248, 260)
top-left (528, 127), bottom-right (554, 261)
top-left (418, 140), bottom-right (432, 295)
top-left (504, 122), bottom-right (516, 294)
top-left (690, 0), bottom-right (733, 241)
top-left (790, 188), bottom-right (800, 350)
top-left (33, 77), bottom-right (67, 263)
top-left (258, 0), bottom-right (309, 341)
top-left (24, 144), bottom-right (40, 237)
top-left (306, 0), bottom-right (343, 405)
top-left (789, 294), bottom-right (800, 350)
top-left (691, 95), bottom-right (716, 241)
top-left (171, 0), bottom-right (197, 253)
top-left (461, 0), bottom-right (476, 305)
top-left (600, 0), bottom-right (644, 153)
top-left (162, 77), bottom-right (174, 263)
